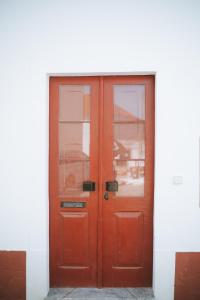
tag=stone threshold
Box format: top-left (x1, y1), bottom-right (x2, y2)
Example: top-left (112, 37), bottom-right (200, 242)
top-left (45, 288), bottom-right (154, 300)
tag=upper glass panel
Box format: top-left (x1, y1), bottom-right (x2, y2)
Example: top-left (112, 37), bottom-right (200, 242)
top-left (113, 123), bottom-right (145, 160)
top-left (114, 85), bottom-right (145, 122)
top-left (59, 85), bottom-right (90, 121)
top-left (59, 123), bottom-right (90, 161)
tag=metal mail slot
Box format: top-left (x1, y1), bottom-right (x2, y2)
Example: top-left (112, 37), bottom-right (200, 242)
top-left (61, 201), bottom-right (86, 208)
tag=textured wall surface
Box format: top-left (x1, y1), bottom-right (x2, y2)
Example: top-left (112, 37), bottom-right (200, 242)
top-left (0, 251), bottom-right (26, 300)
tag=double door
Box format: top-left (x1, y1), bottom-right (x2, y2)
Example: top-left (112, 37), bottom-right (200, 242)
top-left (49, 76), bottom-right (154, 287)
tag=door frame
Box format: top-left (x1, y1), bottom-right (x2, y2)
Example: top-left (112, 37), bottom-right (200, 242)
top-left (48, 72), bottom-right (156, 288)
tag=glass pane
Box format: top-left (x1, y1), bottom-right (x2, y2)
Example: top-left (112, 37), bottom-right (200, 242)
top-left (59, 85), bottom-right (90, 121)
top-left (113, 160), bottom-right (144, 197)
top-left (59, 161), bottom-right (90, 197)
top-left (114, 85), bottom-right (145, 121)
top-left (59, 123), bottom-right (90, 160)
top-left (114, 124), bottom-right (145, 159)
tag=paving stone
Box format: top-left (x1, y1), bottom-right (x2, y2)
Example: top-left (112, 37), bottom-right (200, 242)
top-left (127, 288), bottom-right (154, 298)
top-left (45, 288), bottom-right (154, 300)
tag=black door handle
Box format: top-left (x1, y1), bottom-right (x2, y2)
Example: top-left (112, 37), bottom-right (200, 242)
top-left (105, 181), bottom-right (118, 192)
top-left (83, 181), bottom-right (96, 191)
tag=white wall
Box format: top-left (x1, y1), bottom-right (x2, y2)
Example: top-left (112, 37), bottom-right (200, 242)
top-left (0, 0), bottom-right (200, 299)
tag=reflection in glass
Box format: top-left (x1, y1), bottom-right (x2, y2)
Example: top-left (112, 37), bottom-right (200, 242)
top-left (114, 124), bottom-right (145, 159)
top-left (59, 161), bottom-right (90, 197)
top-left (59, 123), bottom-right (90, 160)
top-left (113, 160), bottom-right (144, 197)
top-left (59, 85), bottom-right (90, 121)
top-left (114, 85), bottom-right (145, 121)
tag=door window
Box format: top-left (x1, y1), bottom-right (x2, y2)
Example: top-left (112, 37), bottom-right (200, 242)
top-left (59, 85), bottom-right (91, 197)
top-left (113, 85), bottom-right (145, 197)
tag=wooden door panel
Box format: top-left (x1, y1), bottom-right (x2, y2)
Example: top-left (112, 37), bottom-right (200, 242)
top-left (50, 77), bottom-right (99, 287)
top-left (58, 212), bottom-right (89, 267)
top-left (113, 212), bottom-right (144, 267)
top-left (112, 268), bottom-right (144, 287)
top-left (50, 75), bottom-right (154, 287)
top-left (102, 76), bottom-right (154, 287)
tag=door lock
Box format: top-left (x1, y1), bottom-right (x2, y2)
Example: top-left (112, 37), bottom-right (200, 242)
top-left (104, 191), bottom-right (109, 200)
top-left (105, 181), bottom-right (118, 192)
top-left (104, 181), bottom-right (118, 200)
top-left (83, 181), bottom-right (96, 191)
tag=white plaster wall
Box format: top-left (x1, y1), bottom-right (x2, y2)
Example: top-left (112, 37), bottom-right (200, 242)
top-left (0, 0), bottom-right (200, 299)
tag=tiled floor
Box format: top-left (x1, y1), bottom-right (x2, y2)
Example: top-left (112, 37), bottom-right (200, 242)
top-left (45, 288), bottom-right (154, 300)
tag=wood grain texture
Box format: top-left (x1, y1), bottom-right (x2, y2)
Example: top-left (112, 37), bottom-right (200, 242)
top-left (0, 251), bottom-right (26, 300)
top-left (175, 252), bottom-right (200, 300)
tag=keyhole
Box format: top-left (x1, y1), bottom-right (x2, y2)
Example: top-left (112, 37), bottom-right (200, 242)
top-left (104, 191), bottom-right (109, 200)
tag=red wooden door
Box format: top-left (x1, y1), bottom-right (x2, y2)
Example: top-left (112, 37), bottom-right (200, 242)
top-left (49, 76), bottom-right (154, 287)
top-left (49, 77), bottom-right (99, 286)
top-left (101, 76), bottom-right (154, 287)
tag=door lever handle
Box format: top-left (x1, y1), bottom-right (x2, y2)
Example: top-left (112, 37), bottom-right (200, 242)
top-left (104, 191), bottom-right (109, 200)
top-left (106, 181), bottom-right (118, 192)
top-left (83, 181), bottom-right (95, 191)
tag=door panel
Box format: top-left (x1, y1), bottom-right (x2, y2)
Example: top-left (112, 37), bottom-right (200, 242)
top-left (113, 212), bottom-right (144, 267)
top-left (49, 77), bottom-right (99, 287)
top-left (102, 76), bottom-right (154, 287)
top-left (58, 212), bottom-right (89, 266)
top-left (49, 75), bottom-right (154, 287)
